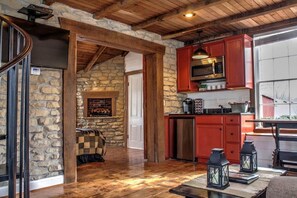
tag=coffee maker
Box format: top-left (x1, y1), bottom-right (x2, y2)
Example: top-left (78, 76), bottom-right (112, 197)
top-left (183, 98), bottom-right (194, 114)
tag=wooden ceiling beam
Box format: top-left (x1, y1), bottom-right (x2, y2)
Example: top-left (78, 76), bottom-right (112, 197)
top-left (194, 17), bottom-right (297, 44)
top-left (93, 0), bottom-right (141, 19)
top-left (84, 46), bottom-right (106, 72)
top-left (121, 51), bottom-right (129, 57)
top-left (131, 0), bottom-right (229, 31)
top-left (162, 0), bottom-right (297, 40)
top-left (59, 17), bottom-right (165, 55)
top-left (43, 0), bottom-right (56, 5)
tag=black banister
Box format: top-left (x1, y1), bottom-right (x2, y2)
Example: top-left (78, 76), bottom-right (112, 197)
top-left (0, 14), bottom-right (32, 198)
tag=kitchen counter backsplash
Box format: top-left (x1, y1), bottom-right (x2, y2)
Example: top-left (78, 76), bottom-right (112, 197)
top-left (187, 89), bottom-right (250, 109)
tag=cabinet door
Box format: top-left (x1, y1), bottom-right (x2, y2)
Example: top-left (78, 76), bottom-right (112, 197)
top-left (204, 40), bottom-right (225, 57)
top-left (225, 34), bottom-right (253, 89)
top-left (177, 46), bottom-right (197, 92)
top-left (196, 125), bottom-right (224, 158)
top-left (225, 36), bottom-right (245, 88)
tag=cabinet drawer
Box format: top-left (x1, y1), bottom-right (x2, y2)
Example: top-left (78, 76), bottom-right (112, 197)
top-left (225, 115), bottom-right (240, 124)
top-left (196, 115), bottom-right (224, 125)
top-left (225, 143), bottom-right (240, 161)
top-left (225, 125), bottom-right (241, 143)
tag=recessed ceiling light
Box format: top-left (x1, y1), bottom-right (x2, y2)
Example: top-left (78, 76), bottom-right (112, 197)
top-left (184, 12), bottom-right (195, 18)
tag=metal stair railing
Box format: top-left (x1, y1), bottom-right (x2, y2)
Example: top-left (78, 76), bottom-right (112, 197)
top-left (0, 14), bottom-right (32, 198)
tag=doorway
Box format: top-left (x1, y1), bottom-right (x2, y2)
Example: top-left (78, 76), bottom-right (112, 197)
top-left (60, 18), bottom-right (166, 183)
top-left (127, 72), bottom-right (144, 150)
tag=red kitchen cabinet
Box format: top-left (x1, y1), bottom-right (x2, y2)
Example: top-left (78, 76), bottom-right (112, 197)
top-left (164, 115), bottom-right (169, 159)
top-left (224, 115), bottom-right (255, 163)
top-left (195, 114), bottom-right (254, 164)
top-left (195, 115), bottom-right (224, 161)
top-left (203, 40), bottom-right (225, 57)
top-left (224, 34), bottom-right (253, 89)
top-left (196, 125), bottom-right (224, 159)
top-left (176, 46), bottom-right (198, 92)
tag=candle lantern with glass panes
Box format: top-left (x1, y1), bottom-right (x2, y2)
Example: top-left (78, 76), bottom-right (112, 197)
top-left (207, 148), bottom-right (230, 189)
top-left (240, 140), bottom-right (258, 173)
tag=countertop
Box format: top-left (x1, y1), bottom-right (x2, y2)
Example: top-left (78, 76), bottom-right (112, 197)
top-left (168, 112), bottom-right (254, 117)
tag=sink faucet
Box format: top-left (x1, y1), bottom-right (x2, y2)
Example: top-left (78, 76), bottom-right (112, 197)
top-left (219, 105), bottom-right (224, 113)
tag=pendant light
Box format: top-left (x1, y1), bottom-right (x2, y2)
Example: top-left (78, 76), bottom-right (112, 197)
top-left (192, 30), bottom-right (209, 59)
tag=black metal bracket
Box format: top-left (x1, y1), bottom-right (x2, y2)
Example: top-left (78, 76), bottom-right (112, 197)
top-left (18, 4), bottom-right (53, 22)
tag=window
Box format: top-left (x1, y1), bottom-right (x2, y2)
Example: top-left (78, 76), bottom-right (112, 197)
top-left (254, 29), bottom-right (297, 120)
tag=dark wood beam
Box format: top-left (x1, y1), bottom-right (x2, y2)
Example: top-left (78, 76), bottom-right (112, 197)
top-left (43, 0), bottom-right (56, 5)
top-left (59, 17), bottom-right (165, 55)
top-left (93, 0), bottom-right (141, 19)
top-left (63, 32), bottom-right (77, 183)
top-left (84, 46), bottom-right (106, 72)
top-left (131, 0), bottom-right (229, 31)
top-left (144, 53), bottom-right (165, 162)
top-left (121, 51), bottom-right (129, 57)
top-left (162, 0), bottom-right (297, 40)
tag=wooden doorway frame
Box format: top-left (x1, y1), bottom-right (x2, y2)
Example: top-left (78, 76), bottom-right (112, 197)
top-left (60, 18), bottom-right (166, 183)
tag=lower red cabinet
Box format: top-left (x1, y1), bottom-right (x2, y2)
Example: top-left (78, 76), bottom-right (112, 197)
top-left (196, 124), bottom-right (224, 158)
top-left (196, 115), bottom-right (254, 163)
top-left (225, 143), bottom-right (240, 161)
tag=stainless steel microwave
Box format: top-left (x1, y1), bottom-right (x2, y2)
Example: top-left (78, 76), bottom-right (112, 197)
top-left (190, 56), bottom-right (225, 81)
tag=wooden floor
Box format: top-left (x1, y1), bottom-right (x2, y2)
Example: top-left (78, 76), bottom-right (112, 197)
top-left (30, 147), bottom-right (206, 198)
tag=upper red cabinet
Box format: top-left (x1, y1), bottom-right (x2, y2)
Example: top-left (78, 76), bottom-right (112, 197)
top-left (224, 34), bottom-right (253, 89)
top-left (176, 46), bottom-right (198, 92)
top-left (203, 40), bottom-right (225, 57)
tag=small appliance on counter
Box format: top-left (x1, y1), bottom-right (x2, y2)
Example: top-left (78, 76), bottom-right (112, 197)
top-left (194, 98), bottom-right (204, 114)
top-left (183, 98), bottom-right (194, 114)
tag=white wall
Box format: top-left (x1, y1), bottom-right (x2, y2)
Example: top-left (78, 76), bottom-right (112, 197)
top-left (246, 134), bottom-right (297, 168)
top-left (187, 89), bottom-right (250, 109)
top-left (125, 52), bottom-right (143, 72)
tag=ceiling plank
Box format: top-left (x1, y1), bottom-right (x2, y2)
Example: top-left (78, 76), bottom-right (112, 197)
top-left (93, 0), bottom-right (141, 19)
top-left (194, 17), bottom-right (297, 44)
top-left (84, 46), bottom-right (106, 72)
top-left (131, 0), bottom-right (229, 31)
top-left (162, 0), bottom-right (297, 40)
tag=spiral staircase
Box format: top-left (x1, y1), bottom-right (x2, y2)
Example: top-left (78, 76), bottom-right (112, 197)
top-left (0, 14), bottom-right (32, 198)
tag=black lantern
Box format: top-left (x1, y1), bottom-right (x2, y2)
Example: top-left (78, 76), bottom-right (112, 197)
top-left (240, 140), bottom-right (258, 173)
top-left (207, 148), bottom-right (230, 189)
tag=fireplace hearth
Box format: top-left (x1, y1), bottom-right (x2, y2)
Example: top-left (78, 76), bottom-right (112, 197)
top-left (83, 91), bottom-right (119, 117)
top-left (88, 98), bottom-right (112, 117)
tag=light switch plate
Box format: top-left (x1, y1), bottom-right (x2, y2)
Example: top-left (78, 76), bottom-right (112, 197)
top-left (31, 67), bottom-right (41, 75)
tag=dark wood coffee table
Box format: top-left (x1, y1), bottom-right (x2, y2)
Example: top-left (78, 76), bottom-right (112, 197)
top-left (169, 165), bottom-right (286, 198)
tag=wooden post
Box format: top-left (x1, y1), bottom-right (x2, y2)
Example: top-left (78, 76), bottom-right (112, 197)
top-left (63, 32), bottom-right (77, 183)
top-left (144, 53), bottom-right (165, 162)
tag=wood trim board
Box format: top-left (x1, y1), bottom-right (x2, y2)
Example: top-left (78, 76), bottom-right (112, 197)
top-left (63, 32), bottom-right (77, 183)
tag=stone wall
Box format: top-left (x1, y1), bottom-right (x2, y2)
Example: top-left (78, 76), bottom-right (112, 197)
top-left (29, 68), bottom-right (63, 180)
top-left (77, 57), bottom-right (125, 146)
top-left (0, 68), bottom-right (63, 181)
